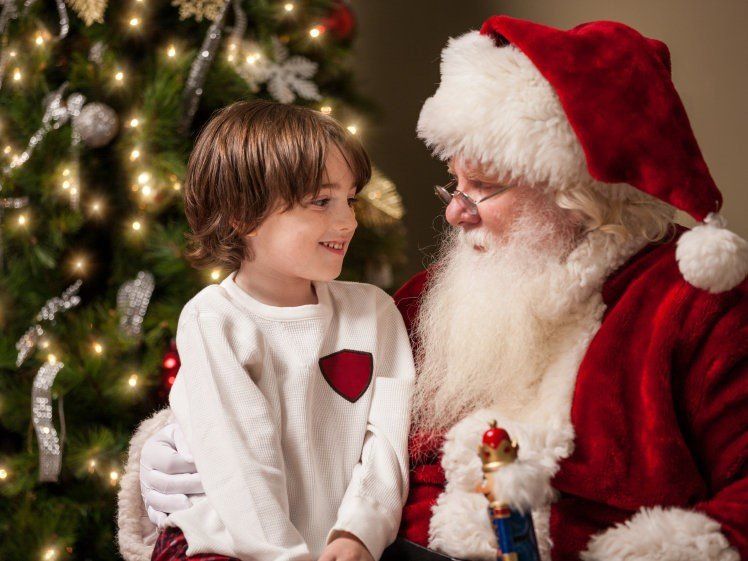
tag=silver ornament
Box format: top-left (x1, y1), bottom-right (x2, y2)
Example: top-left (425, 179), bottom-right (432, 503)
top-left (73, 102), bottom-right (119, 148)
top-left (117, 271), bottom-right (155, 337)
top-left (32, 359), bottom-right (65, 481)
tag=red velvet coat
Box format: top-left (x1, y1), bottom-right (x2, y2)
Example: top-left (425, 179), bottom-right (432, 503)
top-left (393, 235), bottom-right (747, 560)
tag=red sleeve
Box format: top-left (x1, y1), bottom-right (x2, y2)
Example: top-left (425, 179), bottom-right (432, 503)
top-left (680, 284), bottom-right (748, 558)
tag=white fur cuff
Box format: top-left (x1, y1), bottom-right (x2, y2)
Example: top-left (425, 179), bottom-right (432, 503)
top-left (116, 407), bottom-right (173, 561)
top-left (582, 506), bottom-right (740, 561)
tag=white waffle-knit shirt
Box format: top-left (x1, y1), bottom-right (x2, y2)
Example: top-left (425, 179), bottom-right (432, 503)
top-left (167, 272), bottom-right (415, 561)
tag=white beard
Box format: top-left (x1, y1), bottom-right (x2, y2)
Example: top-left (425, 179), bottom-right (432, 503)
top-left (410, 213), bottom-right (590, 436)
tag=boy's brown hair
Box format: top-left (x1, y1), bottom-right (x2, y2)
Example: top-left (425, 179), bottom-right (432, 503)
top-left (184, 99), bottom-right (371, 270)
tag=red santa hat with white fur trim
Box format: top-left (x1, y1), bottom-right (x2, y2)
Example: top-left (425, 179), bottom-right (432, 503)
top-left (417, 15), bottom-right (748, 293)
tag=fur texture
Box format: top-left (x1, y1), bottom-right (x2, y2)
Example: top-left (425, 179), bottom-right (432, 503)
top-left (417, 32), bottom-right (591, 191)
top-left (117, 407), bottom-right (173, 561)
top-left (676, 213), bottom-right (748, 293)
top-left (582, 506), bottom-right (740, 561)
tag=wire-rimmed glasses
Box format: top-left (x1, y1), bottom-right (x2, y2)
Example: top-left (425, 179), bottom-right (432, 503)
top-left (434, 178), bottom-right (514, 216)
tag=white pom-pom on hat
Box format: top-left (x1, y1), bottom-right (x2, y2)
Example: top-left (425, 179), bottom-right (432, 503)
top-left (676, 213), bottom-right (748, 294)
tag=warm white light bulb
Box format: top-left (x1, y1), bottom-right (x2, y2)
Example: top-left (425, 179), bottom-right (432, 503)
top-left (129, 118), bottom-right (140, 128)
top-left (12, 68), bottom-right (22, 81)
top-left (130, 148), bottom-right (140, 161)
top-left (129, 17), bottom-right (140, 27)
top-left (167, 45), bottom-right (176, 58)
top-left (17, 214), bottom-right (27, 226)
top-left (93, 342), bottom-right (103, 354)
top-left (347, 125), bottom-right (358, 135)
top-left (320, 105), bottom-right (332, 115)
top-left (211, 269), bottom-right (221, 281)
top-left (128, 374), bottom-right (138, 387)
top-left (309, 27), bottom-right (321, 38)
top-left (115, 70), bottom-right (125, 82)
top-left (35, 34), bottom-right (44, 46)
top-left (284, 2), bottom-right (295, 12)
top-left (132, 220), bottom-right (142, 231)
top-left (0, 468), bottom-right (8, 480)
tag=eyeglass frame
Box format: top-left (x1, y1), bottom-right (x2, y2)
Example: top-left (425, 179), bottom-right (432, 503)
top-left (434, 178), bottom-right (514, 216)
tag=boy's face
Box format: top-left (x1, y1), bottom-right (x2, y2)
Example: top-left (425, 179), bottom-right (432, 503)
top-left (249, 145), bottom-right (359, 282)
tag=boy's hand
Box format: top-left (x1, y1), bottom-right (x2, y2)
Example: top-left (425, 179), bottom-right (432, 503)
top-left (318, 531), bottom-right (374, 561)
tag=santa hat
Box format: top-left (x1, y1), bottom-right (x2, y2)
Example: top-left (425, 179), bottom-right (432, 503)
top-left (417, 15), bottom-right (748, 293)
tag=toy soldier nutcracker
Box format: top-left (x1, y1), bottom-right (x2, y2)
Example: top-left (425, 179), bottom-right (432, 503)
top-left (477, 421), bottom-right (541, 561)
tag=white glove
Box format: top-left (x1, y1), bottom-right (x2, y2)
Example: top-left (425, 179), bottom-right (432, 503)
top-left (139, 421), bottom-right (204, 528)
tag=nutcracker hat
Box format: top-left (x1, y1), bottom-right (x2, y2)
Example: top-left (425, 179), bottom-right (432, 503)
top-left (417, 15), bottom-right (748, 293)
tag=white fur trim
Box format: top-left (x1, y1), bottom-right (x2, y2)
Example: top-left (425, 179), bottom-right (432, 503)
top-left (417, 31), bottom-right (591, 190)
top-left (582, 506), bottom-right (740, 561)
top-left (676, 213), bottom-right (748, 293)
top-left (429, 490), bottom-right (497, 561)
top-left (116, 408), bottom-right (173, 561)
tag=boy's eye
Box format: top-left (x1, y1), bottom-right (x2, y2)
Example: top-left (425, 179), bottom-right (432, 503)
top-left (311, 198), bottom-right (330, 207)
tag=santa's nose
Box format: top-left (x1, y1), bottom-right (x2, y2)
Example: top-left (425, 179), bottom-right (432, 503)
top-left (445, 197), bottom-right (480, 228)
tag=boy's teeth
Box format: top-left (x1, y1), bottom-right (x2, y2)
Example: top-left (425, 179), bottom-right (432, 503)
top-left (321, 241), bottom-right (343, 250)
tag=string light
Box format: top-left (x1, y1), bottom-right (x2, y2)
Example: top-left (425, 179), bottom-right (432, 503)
top-left (245, 52), bottom-right (261, 65)
top-left (92, 342), bottom-right (104, 355)
top-left (34, 33), bottom-right (45, 46)
top-left (114, 70), bottom-right (125, 82)
top-left (89, 198), bottom-right (105, 217)
top-left (8, 50), bottom-right (16, 58)
top-left (131, 220), bottom-right (142, 231)
top-left (210, 269), bottom-right (221, 281)
top-left (284, 2), bottom-right (295, 12)
top-left (167, 44), bottom-right (177, 58)
top-left (140, 184), bottom-right (153, 198)
top-left (72, 256), bottom-right (87, 273)
top-left (137, 171), bottom-right (150, 185)
top-left (47, 353), bottom-right (57, 365)
top-left (320, 105), bottom-right (332, 115)
top-left (17, 213), bottom-right (28, 226)
top-left (347, 124), bottom-right (358, 135)
top-left (87, 459), bottom-right (97, 473)
top-left (3, 145), bottom-right (12, 155)
top-left (129, 16), bottom-right (141, 28)
top-left (0, 467), bottom-right (8, 480)
top-left (12, 68), bottom-right (22, 82)
top-left (109, 469), bottom-right (120, 485)
top-left (43, 547), bottom-right (58, 560)
top-left (309, 26), bottom-right (324, 39)
top-left (128, 373), bottom-right (139, 387)
top-left (129, 117), bottom-right (140, 128)
top-left (130, 148), bottom-right (141, 161)
top-left (172, 181), bottom-right (181, 191)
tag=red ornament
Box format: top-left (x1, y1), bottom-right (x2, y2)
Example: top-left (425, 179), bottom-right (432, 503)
top-left (322, 1), bottom-right (356, 41)
top-left (161, 339), bottom-right (181, 392)
top-left (482, 424), bottom-right (511, 450)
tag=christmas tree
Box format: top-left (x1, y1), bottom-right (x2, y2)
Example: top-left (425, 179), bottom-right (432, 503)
top-left (0, 1), bottom-right (405, 558)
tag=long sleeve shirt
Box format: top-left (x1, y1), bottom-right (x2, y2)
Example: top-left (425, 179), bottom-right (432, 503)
top-left (167, 272), bottom-right (415, 561)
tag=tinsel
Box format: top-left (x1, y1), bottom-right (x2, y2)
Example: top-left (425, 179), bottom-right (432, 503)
top-left (172, 0), bottom-right (227, 22)
top-left (117, 271), bottom-right (155, 337)
top-left (0, 193), bottom-right (28, 267)
top-left (15, 279), bottom-right (83, 367)
top-left (356, 167), bottom-right (404, 228)
top-left (32, 358), bottom-right (65, 481)
top-left (178, 0), bottom-right (232, 134)
top-left (232, 37), bottom-right (320, 104)
top-left (65, 0), bottom-right (106, 26)
top-left (3, 82), bottom-right (85, 172)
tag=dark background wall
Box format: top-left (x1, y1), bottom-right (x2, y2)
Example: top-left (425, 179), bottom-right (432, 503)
top-left (350, 0), bottom-right (748, 286)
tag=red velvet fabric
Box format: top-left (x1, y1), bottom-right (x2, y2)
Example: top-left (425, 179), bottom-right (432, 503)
top-left (478, 16), bottom-right (721, 221)
top-left (151, 527), bottom-right (239, 561)
top-left (393, 236), bottom-right (748, 559)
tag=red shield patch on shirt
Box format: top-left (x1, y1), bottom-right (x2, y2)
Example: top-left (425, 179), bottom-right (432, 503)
top-left (319, 350), bottom-right (373, 403)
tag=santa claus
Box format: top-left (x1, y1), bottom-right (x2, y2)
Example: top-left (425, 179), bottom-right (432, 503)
top-left (117, 15), bottom-right (747, 561)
